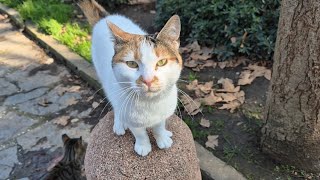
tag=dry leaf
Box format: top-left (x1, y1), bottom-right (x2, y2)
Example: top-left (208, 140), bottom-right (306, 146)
top-left (180, 95), bottom-right (201, 115)
top-left (217, 78), bottom-right (240, 93)
top-left (184, 60), bottom-right (199, 68)
top-left (264, 69), bottom-right (271, 80)
top-left (188, 41), bottom-right (201, 52)
top-left (38, 98), bottom-right (52, 107)
top-left (69, 86), bottom-right (81, 92)
top-left (86, 95), bottom-right (94, 102)
top-left (186, 80), bottom-right (198, 91)
top-left (65, 97), bottom-right (78, 106)
top-left (190, 52), bottom-right (211, 61)
top-left (199, 81), bottom-right (213, 94)
top-left (200, 118), bottom-right (210, 128)
top-left (200, 60), bottom-right (217, 69)
top-left (201, 47), bottom-right (213, 57)
top-left (205, 135), bottom-right (219, 150)
top-left (218, 61), bottom-right (227, 69)
top-left (197, 91), bottom-right (223, 106)
top-left (53, 116), bottom-right (70, 126)
top-left (238, 64), bottom-right (271, 85)
top-left (218, 100), bottom-right (241, 113)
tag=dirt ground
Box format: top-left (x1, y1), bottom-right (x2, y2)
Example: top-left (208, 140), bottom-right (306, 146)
top-left (110, 3), bottom-right (320, 180)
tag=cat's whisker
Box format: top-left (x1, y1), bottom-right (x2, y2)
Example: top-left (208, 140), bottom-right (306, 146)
top-left (123, 90), bottom-right (136, 122)
top-left (178, 88), bottom-right (204, 117)
top-left (177, 96), bottom-right (195, 121)
top-left (99, 87), bottom-right (135, 118)
top-left (97, 86), bottom-right (131, 113)
top-left (119, 89), bottom-right (135, 121)
top-left (91, 87), bottom-right (103, 97)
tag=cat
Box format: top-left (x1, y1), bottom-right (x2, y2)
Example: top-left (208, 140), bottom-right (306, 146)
top-left (41, 134), bottom-right (86, 180)
top-left (79, 0), bottom-right (182, 156)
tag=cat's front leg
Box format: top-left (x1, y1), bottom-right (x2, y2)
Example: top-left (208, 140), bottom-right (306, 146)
top-left (130, 127), bottom-right (151, 156)
top-left (113, 112), bottom-right (126, 135)
top-left (152, 120), bottom-right (173, 149)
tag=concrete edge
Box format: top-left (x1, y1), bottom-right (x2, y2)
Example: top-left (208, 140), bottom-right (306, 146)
top-left (0, 3), bottom-right (247, 180)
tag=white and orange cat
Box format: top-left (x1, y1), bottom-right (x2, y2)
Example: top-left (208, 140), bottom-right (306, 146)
top-left (79, 0), bottom-right (182, 156)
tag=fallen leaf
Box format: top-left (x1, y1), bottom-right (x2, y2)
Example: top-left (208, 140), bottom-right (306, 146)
top-left (200, 118), bottom-right (210, 128)
top-left (200, 60), bottom-right (217, 69)
top-left (199, 81), bottom-right (213, 94)
top-left (190, 52), bottom-right (211, 61)
top-left (218, 61), bottom-right (227, 69)
top-left (218, 100), bottom-right (241, 113)
top-left (186, 80), bottom-right (198, 91)
top-left (65, 97), bottom-right (78, 106)
top-left (69, 86), bottom-right (81, 92)
top-left (53, 115), bottom-right (70, 126)
top-left (86, 95), bottom-right (94, 102)
top-left (188, 41), bottom-right (201, 52)
top-left (205, 135), bottom-right (219, 150)
top-left (184, 60), bottom-right (199, 68)
top-left (201, 47), bottom-right (213, 57)
top-left (264, 69), bottom-right (271, 80)
top-left (217, 78), bottom-right (240, 93)
top-left (197, 91), bottom-right (223, 106)
top-left (38, 98), bottom-right (52, 107)
top-left (238, 64), bottom-right (272, 85)
top-left (180, 95), bottom-right (201, 115)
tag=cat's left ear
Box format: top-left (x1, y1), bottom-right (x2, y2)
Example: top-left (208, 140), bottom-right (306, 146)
top-left (107, 21), bottom-right (135, 44)
top-left (62, 134), bottom-right (70, 144)
top-left (156, 15), bottom-right (181, 49)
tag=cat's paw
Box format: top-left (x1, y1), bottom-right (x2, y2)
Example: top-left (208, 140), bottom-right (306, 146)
top-left (113, 124), bottom-right (126, 135)
top-left (134, 142), bottom-right (152, 156)
top-left (155, 131), bottom-right (173, 149)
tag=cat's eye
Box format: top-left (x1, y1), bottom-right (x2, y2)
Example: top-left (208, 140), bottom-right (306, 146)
top-left (156, 59), bottom-right (168, 67)
top-left (126, 61), bottom-right (139, 68)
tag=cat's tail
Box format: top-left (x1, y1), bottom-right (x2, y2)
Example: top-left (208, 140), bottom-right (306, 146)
top-left (78, 0), bottom-right (109, 27)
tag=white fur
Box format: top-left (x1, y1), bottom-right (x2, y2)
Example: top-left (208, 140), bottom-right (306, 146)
top-left (91, 15), bottom-right (181, 156)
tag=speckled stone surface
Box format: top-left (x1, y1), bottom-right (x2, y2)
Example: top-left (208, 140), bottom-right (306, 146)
top-left (85, 111), bottom-right (201, 180)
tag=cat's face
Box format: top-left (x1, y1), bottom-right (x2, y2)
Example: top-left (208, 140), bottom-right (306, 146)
top-left (109, 15), bottom-right (182, 97)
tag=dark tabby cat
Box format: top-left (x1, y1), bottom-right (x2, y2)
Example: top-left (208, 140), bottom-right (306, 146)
top-left (41, 134), bottom-right (86, 180)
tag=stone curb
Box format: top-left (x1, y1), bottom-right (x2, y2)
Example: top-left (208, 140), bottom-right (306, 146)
top-left (0, 3), bottom-right (246, 180)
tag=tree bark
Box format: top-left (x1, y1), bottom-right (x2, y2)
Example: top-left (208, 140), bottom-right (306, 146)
top-left (261, 0), bottom-right (320, 172)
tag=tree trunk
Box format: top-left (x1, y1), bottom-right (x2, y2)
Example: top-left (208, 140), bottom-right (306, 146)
top-left (261, 0), bottom-right (320, 172)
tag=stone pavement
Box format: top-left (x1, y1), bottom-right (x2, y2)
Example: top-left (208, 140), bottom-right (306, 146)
top-left (0, 14), bottom-right (106, 179)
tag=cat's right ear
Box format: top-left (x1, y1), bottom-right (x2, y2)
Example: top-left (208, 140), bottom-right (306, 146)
top-left (62, 134), bottom-right (70, 144)
top-left (107, 21), bottom-right (135, 44)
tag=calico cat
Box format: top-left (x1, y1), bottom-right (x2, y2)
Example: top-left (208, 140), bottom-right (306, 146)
top-left (79, 0), bottom-right (182, 156)
top-left (41, 134), bottom-right (86, 180)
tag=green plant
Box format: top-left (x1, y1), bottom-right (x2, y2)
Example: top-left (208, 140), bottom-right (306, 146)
top-left (156, 0), bottom-right (280, 61)
top-left (1, 0), bottom-right (92, 61)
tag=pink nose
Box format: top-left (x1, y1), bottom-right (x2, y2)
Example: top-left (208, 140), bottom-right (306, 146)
top-left (142, 79), bottom-right (152, 88)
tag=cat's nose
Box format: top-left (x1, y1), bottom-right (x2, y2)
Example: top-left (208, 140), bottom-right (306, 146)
top-left (142, 79), bottom-right (152, 88)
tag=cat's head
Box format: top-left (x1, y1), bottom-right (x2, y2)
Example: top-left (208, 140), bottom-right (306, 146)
top-left (61, 134), bottom-right (86, 164)
top-left (108, 15), bottom-right (182, 97)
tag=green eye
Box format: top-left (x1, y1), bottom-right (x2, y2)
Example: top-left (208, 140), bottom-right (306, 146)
top-left (156, 59), bottom-right (168, 67)
top-left (126, 61), bottom-right (139, 68)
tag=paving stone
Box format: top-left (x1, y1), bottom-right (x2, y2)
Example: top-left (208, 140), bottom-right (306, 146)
top-left (17, 121), bottom-right (91, 152)
top-left (0, 78), bottom-right (18, 96)
top-left (78, 108), bottom-right (92, 118)
top-left (5, 68), bottom-right (65, 92)
top-left (4, 87), bottom-right (49, 105)
top-left (0, 146), bottom-right (18, 179)
top-left (18, 89), bottom-right (82, 115)
top-left (0, 112), bottom-right (36, 144)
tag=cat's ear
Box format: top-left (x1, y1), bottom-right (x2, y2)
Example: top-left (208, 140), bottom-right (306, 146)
top-left (62, 134), bottom-right (70, 144)
top-left (107, 21), bottom-right (135, 43)
top-left (156, 15), bottom-right (181, 48)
